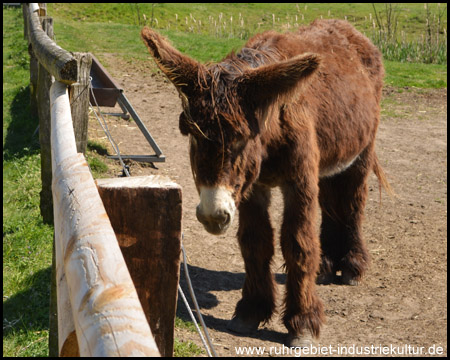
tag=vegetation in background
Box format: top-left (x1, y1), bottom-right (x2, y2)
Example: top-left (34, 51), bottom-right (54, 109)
top-left (46, 3), bottom-right (446, 88)
top-left (48, 3), bottom-right (447, 65)
top-left (371, 3), bottom-right (446, 64)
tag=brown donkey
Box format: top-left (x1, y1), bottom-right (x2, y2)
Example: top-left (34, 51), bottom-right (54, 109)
top-left (142, 19), bottom-right (390, 346)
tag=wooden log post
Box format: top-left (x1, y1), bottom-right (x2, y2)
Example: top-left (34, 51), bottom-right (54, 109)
top-left (96, 176), bottom-right (182, 357)
top-left (29, 46), bottom-right (39, 118)
top-left (24, 3), bottom-right (92, 220)
top-left (69, 53), bottom-right (92, 155)
top-left (48, 234), bottom-right (59, 358)
top-left (36, 15), bottom-right (54, 224)
top-left (51, 81), bottom-right (160, 356)
top-left (23, 4), bottom-right (39, 122)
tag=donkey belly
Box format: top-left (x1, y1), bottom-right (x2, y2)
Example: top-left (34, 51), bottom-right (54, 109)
top-left (319, 153), bottom-right (360, 178)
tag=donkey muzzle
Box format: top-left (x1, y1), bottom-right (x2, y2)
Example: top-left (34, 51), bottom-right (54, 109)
top-left (196, 186), bottom-right (236, 235)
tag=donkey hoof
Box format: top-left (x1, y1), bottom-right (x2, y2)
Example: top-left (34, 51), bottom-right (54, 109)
top-left (341, 270), bottom-right (361, 286)
top-left (286, 331), bottom-right (314, 348)
top-left (316, 272), bottom-right (336, 285)
top-left (227, 316), bottom-right (259, 334)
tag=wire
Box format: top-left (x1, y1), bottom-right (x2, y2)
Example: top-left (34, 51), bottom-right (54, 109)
top-left (181, 240), bottom-right (218, 357)
top-left (88, 77), bottom-right (130, 177)
top-left (177, 284), bottom-right (213, 357)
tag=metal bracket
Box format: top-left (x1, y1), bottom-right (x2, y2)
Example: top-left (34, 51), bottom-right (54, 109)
top-left (89, 54), bottom-right (165, 165)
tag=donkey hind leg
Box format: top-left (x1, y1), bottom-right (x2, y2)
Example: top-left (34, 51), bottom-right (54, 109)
top-left (318, 147), bottom-right (373, 286)
top-left (280, 182), bottom-right (325, 347)
top-left (228, 184), bottom-right (277, 334)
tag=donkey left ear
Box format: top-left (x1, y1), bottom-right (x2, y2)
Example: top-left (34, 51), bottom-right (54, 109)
top-left (237, 52), bottom-right (321, 106)
top-left (141, 27), bottom-right (204, 97)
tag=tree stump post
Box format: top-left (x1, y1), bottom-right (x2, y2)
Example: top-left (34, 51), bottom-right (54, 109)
top-left (96, 176), bottom-right (182, 357)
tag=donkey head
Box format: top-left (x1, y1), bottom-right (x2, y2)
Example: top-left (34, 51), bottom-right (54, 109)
top-left (141, 27), bottom-right (320, 235)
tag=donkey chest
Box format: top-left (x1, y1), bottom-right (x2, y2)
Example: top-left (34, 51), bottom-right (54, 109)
top-left (257, 148), bottom-right (296, 187)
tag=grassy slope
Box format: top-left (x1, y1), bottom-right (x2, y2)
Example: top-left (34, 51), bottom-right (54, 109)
top-left (47, 3), bottom-right (447, 88)
top-left (3, 7), bottom-right (54, 357)
top-left (3, 3), bottom-right (447, 357)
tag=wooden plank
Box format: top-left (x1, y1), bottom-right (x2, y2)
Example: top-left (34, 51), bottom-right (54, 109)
top-left (96, 176), bottom-right (182, 357)
top-left (50, 81), bottom-right (160, 357)
top-left (25, 4), bottom-right (77, 84)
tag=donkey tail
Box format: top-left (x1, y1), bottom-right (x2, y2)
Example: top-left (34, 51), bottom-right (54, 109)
top-left (373, 153), bottom-right (395, 200)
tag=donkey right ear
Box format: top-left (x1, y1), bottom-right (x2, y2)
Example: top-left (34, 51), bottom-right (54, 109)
top-left (141, 27), bottom-right (202, 97)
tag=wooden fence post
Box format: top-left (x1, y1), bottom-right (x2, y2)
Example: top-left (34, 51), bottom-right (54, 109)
top-left (69, 53), bottom-right (92, 155)
top-left (48, 234), bottom-right (59, 357)
top-left (36, 15), bottom-right (54, 224)
top-left (96, 176), bottom-right (182, 357)
top-left (22, 4), bottom-right (39, 122)
top-left (29, 47), bottom-right (39, 118)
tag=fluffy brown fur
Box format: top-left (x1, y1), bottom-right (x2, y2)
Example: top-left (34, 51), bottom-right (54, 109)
top-left (141, 19), bottom-right (388, 342)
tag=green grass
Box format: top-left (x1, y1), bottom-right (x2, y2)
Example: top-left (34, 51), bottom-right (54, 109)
top-left (47, 3), bottom-right (447, 65)
top-left (3, 7), bottom-right (54, 357)
top-left (173, 317), bottom-right (206, 356)
top-left (47, 3), bottom-right (446, 41)
top-left (384, 60), bottom-right (447, 88)
top-left (174, 338), bottom-right (205, 357)
top-left (46, 3), bottom-right (446, 87)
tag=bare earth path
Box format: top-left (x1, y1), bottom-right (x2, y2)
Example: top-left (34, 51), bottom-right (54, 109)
top-left (88, 55), bottom-right (447, 357)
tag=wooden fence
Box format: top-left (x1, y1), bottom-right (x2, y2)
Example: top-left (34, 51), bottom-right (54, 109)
top-left (23, 4), bottom-right (181, 356)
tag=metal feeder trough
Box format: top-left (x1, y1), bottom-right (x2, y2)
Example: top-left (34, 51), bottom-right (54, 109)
top-left (89, 54), bottom-right (165, 164)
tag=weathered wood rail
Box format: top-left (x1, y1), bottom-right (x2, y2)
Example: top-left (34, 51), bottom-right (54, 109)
top-left (51, 80), bottom-right (161, 357)
top-left (22, 3), bottom-right (181, 357)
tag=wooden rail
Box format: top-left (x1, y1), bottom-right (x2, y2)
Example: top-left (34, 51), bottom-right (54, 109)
top-left (25, 3), bottom-right (77, 84)
top-left (50, 80), bottom-right (161, 357)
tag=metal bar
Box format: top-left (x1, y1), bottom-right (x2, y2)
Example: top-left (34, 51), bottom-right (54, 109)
top-left (100, 111), bottom-right (130, 120)
top-left (118, 93), bottom-right (163, 157)
top-left (108, 155), bottom-right (166, 163)
top-left (117, 93), bottom-right (129, 116)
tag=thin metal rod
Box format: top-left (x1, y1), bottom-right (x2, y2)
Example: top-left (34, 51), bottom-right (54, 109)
top-left (181, 242), bottom-right (218, 357)
top-left (178, 284), bottom-right (213, 357)
top-left (118, 92), bottom-right (163, 157)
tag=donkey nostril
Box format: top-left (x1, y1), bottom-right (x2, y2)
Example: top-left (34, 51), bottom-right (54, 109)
top-left (215, 211), bottom-right (231, 226)
top-left (224, 212), bottom-right (231, 225)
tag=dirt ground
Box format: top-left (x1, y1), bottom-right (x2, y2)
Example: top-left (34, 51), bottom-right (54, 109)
top-left (88, 55), bottom-right (447, 357)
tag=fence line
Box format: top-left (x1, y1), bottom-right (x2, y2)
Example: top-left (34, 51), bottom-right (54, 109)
top-left (50, 80), bottom-right (160, 356)
top-left (23, 3), bottom-right (92, 224)
top-left (21, 3), bottom-right (174, 356)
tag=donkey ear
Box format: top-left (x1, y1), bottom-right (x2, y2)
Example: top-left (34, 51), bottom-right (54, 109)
top-left (141, 27), bottom-right (202, 96)
top-left (238, 52), bottom-right (321, 105)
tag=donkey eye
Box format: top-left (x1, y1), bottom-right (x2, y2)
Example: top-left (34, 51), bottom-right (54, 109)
top-left (231, 139), bottom-right (246, 152)
top-left (179, 112), bottom-right (190, 136)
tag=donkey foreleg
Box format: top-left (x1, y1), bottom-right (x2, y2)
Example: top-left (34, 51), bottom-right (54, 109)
top-left (280, 180), bottom-right (325, 346)
top-left (228, 184), bottom-right (277, 334)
